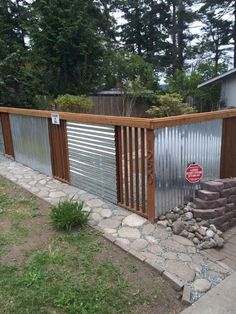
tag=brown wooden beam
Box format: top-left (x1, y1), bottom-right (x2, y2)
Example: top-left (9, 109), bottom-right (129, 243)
top-left (48, 119), bottom-right (70, 183)
top-left (146, 129), bottom-right (156, 222)
top-left (0, 113), bottom-right (14, 158)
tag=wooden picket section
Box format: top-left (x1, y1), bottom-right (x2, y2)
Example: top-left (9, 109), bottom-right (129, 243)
top-left (116, 126), bottom-right (156, 221)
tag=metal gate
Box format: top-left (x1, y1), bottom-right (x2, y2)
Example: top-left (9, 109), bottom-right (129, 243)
top-left (67, 122), bottom-right (117, 203)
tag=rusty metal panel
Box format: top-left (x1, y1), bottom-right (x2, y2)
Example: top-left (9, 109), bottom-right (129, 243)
top-left (9, 114), bottom-right (52, 176)
top-left (0, 118), bottom-right (4, 153)
top-left (154, 120), bottom-right (223, 216)
top-left (67, 122), bottom-right (117, 203)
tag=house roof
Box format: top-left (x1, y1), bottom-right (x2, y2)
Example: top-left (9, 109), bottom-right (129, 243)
top-left (198, 68), bottom-right (236, 88)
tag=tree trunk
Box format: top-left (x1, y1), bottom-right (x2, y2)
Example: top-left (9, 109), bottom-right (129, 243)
top-left (234, 0), bottom-right (236, 67)
top-left (172, 1), bottom-right (178, 73)
top-left (177, 0), bottom-right (184, 70)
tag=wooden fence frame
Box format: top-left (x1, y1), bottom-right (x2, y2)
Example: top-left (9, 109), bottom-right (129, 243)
top-left (1, 106), bottom-right (236, 221)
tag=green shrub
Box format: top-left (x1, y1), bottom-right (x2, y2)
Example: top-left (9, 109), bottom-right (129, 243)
top-left (146, 93), bottom-right (197, 117)
top-left (50, 200), bottom-right (89, 232)
top-left (54, 94), bottom-right (92, 112)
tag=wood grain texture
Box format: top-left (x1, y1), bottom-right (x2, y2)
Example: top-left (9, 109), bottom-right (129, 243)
top-left (2, 106), bottom-right (236, 129)
top-left (220, 118), bottom-right (236, 178)
top-left (0, 107), bottom-right (151, 128)
top-left (48, 119), bottom-right (70, 183)
top-left (0, 113), bottom-right (14, 158)
top-left (146, 129), bottom-right (156, 221)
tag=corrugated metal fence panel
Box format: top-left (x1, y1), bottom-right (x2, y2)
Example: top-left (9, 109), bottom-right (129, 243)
top-left (155, 120), bottom-right (223, 216)
top-left (67, 122), bottom-right (117, 203)
top-left (9, 114), bottom-right (52, 176)
top-left (0, 118), bottom-right (4, 153)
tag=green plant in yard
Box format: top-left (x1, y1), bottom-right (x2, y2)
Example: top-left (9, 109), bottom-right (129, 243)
top-left (54, 94), bottom-right (92, 112)
top-left (146, 93), bottom-right (196, 117)
top-left (50, 200), bottom-right (89, 232)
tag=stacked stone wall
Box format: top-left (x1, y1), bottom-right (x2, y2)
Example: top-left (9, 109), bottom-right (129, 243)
top-left (193, 178), bottom-right (236, 231)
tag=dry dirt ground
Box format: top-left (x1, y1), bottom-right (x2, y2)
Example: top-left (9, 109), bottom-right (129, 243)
top-left (0, 175), bottom-right (185, 314)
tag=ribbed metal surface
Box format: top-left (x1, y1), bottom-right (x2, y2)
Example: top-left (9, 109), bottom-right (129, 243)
top-left (67, 122), bottom-right (117, 203)
top-left (155, 120), bottom-right (223, 216)
top-left (9, 114), bottom-right (52, 176)
top-left (0, 118), bottom-right (4, 153)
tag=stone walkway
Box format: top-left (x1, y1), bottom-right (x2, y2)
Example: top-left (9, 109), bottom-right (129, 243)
top-left (0, 155), bottom-right (234, 304)
top-left (204, 226), bottom-right (236, 271)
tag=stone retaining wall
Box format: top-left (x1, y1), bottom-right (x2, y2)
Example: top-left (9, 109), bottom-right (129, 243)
top-left (193, 178), bottom-right (236, 231)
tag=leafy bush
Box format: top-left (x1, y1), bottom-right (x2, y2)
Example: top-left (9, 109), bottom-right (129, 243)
top-left (54, 94), bottom-right (92, 112)
top-left (146, 93), bottom-right (197, 117)
top-left (50, 200), bottom-right (89, 232)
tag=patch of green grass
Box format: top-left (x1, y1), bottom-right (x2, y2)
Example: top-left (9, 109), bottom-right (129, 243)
top-left (0, 229), bottom-right (152, 314)
top-left (0, 224), bottom-right (28, 245)
top-left (0, 190), bottom-right (39, 221)
top-left (128, 264), bottom-right (139, 273)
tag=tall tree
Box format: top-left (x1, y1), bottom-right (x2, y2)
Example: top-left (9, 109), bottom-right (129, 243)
top-left (199, 11), bottom-right (231, 75)
top-left (167, 0), bottom-right (195, 73)
top-left (200, 0), bottom-right (236, 67)
top-left (29, 0), bottom-right (115, 95)
top-left (0, 0), bottom-right (35, 106)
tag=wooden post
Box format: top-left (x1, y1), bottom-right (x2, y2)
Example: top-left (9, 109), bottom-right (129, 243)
top-left (146, 129), bottom-right (156, 222)
top-left (220, 117), bottom-right (236, 178)
top-left (48, 119), bottom-right (70, 183)
top-left (115, 126), bottom-right (123, 204)
top-left (0, 113), bottom-right (14, 158)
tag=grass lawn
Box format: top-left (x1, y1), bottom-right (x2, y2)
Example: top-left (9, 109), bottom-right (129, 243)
top-left (0, 176), bottom-right (184, 314)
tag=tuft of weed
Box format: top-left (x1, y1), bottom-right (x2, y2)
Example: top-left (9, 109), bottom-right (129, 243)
top-left (50, 200), bottom-right (89, 232)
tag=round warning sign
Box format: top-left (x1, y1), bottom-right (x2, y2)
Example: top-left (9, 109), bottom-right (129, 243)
top-left (185, 163), bottom-right (203, 183)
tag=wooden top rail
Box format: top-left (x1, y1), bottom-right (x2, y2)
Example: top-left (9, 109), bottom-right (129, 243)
top-left (150, 108), bottom-right (236, 128)
top-left (0, 107), bottom-right (151, 128)
top-left (1, 106), bottom-right (236, 129)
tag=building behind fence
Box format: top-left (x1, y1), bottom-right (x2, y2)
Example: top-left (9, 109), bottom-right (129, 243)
top-left (0, 107), bottom-right (235, 221)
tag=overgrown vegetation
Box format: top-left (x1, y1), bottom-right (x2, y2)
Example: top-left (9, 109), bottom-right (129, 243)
top-left (0, 1), bottom-right (234, 111)
top-left (54, 94), bottom-right (92, 112)
top-left (50, 200), bottom-right (89, 231)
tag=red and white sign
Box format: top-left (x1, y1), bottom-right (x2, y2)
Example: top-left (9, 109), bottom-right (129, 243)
top-left (185, 163), bottom-right (203, 183)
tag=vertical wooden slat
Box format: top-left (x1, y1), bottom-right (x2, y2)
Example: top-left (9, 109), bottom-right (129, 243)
top-left (135, 127), bottom-right (140, 210)
top-left (129, 127), bottom-right (134, 208)
top-left (146, 129), bottom-right (156, 222)
top-left (0, 113), bottom-right (14, 158)
top-left (123, 127), bottom-right (129, 206)
top-left (220, 117), bottom-right (236, 178)
top-left (48, 119), bottom-right (69, 183)
top-left (115, 126), bottom-right (124, 204)
top-left (62, 120), bottom-right (70, 182)
top-left (141, 128), bottom-right (146, 212)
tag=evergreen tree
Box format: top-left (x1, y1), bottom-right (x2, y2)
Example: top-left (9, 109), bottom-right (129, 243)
top-left (200, 0), bottom-right (236, 67)
top-left (29, 0), bottom-right (115, 95)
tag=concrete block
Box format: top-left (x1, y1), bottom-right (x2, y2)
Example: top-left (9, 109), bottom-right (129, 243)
top-left (193, 198), bottom-right (227, 209)
top-left (162, 271), bottom-right (184, 291)
top-left (197, 190), bottom-right (220, 201)
top-left (182, 285), bottom-right (192, 306)
top-left (202, 181), bottom-right (224, 192)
